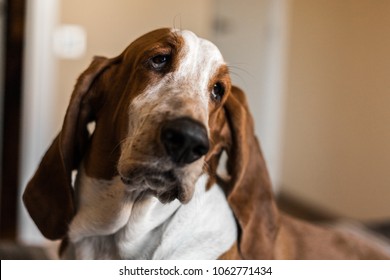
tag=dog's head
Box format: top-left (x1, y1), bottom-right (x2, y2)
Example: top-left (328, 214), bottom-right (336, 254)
top-left (23, 28), bottom-right (278, 256)
top-left (115, 29), bottom-right (232, 204)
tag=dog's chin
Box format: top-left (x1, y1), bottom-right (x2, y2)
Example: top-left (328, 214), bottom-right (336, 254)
top-left (119, 167), bottom-right (195, 204)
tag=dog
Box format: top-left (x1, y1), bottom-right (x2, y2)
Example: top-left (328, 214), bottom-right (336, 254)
top-left (23, 28), bottom-right (390, 259)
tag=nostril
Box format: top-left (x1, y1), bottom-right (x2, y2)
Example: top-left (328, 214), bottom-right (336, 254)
top-left (120, 176), bottom-right (132, 185)
top-left (161, 118), bottom-right (209, 165)
top-left (162, 129), bottom-right (185, 149)
top-left (193, 144), bottom-right (209, 158)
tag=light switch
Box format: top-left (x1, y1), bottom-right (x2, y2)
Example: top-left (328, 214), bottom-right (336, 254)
top-left (53, 24), bottom-right (87, 59)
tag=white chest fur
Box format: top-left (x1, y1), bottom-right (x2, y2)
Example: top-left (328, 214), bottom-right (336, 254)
top-left (66, 170), bottom-right (237, 259)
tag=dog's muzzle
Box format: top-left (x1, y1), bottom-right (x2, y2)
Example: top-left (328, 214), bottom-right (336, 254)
top-left (160, 117), bottom-right (209, 165)
top-left (119, 117), bottom-right (209, 204)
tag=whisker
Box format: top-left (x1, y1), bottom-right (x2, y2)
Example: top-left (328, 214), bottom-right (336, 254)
top-left (172, 14), bottom-right (182, 31)
top-left (110, 136), bottom-right (130, 156)
top-left (228, 64), bottom-right (255, 79)
top-left (110, 109), bottom-right (161, 156)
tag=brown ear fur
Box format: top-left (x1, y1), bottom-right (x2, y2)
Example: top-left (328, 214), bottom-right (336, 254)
top-left (223, 86), bottom-right (280, 259)
top-left (22, 56), bottom-right (118, 240)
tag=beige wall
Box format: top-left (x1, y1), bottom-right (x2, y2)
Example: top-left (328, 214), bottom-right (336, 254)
top-left (55, 0), bottom-right (213, 130)
top-left (281, 0), bottom-right (390, 221)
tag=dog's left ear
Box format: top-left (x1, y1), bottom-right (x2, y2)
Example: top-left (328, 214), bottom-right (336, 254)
top-left (222, 86), bottom-right (280, 259)
top-left (22, 56), bottom-right (119, 240)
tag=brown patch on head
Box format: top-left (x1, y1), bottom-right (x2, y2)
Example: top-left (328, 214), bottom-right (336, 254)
top-left (120, 28), bottom-right (185, 96)
top-left (83, 28), bottom-right (186, 180)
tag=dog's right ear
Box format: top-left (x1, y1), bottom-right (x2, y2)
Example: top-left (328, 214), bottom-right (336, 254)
top-left (23, 56), bottom-right (120, 240)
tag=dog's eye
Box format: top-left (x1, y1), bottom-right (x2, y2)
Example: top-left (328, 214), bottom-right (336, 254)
top-left (150, 54), bottom-right (171, 71)
top-left (211, 82), bottom-right (225, 102)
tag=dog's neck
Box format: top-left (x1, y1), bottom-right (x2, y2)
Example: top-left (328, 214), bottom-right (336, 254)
top-left (65, 166), bottom-right (237, 259)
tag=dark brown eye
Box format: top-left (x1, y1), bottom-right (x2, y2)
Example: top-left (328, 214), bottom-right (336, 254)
top-left (150, 54), bottom-right (171, 71)
top-left (211, 82), bottom-right (225, 102)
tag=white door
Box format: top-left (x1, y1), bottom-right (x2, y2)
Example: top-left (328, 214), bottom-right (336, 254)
top-left (212, 0), bottom-right (289, 190)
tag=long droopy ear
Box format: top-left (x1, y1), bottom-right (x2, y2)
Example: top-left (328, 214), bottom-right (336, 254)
top-left (22, 56), bottom-right (117, 240)
top-left (223, 86), bottom-right (280, 259)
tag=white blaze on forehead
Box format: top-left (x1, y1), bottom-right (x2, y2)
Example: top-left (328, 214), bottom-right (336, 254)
top-left (175, 30), bottom-right (225, 89)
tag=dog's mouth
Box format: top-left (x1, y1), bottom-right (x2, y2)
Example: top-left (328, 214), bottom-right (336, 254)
top-left (120, 166), bottom-right (187, 204)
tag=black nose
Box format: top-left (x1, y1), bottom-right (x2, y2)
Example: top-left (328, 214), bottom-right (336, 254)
top-left (160, 118), bottom-right (209, 165)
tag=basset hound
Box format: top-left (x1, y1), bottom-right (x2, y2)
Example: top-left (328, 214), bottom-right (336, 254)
top-left (23, 28), bottom-right (390, 260)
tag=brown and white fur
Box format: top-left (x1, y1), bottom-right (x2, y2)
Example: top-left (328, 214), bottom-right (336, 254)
top-left (23, 28), bottom-right (390, 260)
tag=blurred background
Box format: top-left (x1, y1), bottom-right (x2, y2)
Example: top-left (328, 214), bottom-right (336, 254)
top-left (0, 0), bottom-right (389, 257)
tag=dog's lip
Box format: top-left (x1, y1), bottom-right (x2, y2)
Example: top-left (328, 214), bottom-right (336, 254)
top-left (120, 168), bottom-right (176, 185)
top-left (119, 167), bottom-right (183, 203)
